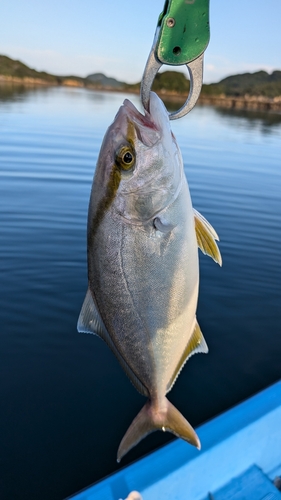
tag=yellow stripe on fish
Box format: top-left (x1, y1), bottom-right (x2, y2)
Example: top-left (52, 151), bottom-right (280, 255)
top-left (90, 119), bottom-right (136, 240)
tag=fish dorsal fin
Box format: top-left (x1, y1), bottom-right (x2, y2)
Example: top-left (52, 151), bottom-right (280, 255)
top-left (166, 320), bottom-right (208, 394)
top-left (77, 289), bottom-right (149, 398)
top-left (193, 208), bottom-right (222, 266)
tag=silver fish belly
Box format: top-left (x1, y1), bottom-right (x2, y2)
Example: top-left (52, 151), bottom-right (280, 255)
top-left (78, 92), bottom-right (221, 461)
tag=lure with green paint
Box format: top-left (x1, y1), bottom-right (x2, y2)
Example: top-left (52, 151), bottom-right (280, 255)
top-left (77, 92), bottom-right (221, 461)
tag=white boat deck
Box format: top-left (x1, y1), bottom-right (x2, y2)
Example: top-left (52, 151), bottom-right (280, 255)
top-left (68, 381), bottom-right (281, 500)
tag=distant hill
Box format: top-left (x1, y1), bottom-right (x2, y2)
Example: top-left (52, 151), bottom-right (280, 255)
top-left (1, 54), bottom-right (281, 99)
top-left (153, 71), bottom-right (190, 93)
top-left (125, 71), bottom-right (190, 94)
top-left (0, 54), bottom-right (59, 83)
top-left (0, 55), bottom-right (127, 89)
top-left (127, 69), bottom-right (281, 98)
top-left (202, 70), bottom-right (281, 98)
top-left (86, 73), bottom-right (126, 89)
top-left (0, 54), bottom-right (84, 86)
top-left (146, 69), bottom-right (281, 98)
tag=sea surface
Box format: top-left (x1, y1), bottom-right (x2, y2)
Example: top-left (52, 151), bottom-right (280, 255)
top-left (0, 86), bottom-right (281, 500)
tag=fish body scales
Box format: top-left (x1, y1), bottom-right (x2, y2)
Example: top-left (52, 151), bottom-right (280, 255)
top-left (88, 177), bottom-right (198, 400)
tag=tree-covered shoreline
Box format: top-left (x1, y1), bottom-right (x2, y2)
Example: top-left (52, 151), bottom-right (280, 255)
top-left (1, 54), bottom-right (281, 112)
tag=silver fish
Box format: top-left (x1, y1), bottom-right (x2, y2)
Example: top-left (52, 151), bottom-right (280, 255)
top-left (78, 92), bottom-right (221, 462)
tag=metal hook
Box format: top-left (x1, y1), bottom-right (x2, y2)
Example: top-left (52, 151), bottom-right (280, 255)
top-left (140, 48), bottom-right (204, 120)
top-left (140, 0), bottom-right (210, 119)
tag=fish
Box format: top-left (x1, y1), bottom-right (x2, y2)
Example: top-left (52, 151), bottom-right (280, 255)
top-left (77, 91), bottom-right (221, 462)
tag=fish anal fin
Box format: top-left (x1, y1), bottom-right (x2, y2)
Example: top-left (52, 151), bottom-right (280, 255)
top-left (117, 396), bottom-right (200, 462)
top-left (185, 320), bottom-right (209, 359)
top-left (193, 208), bottom-right (222, 266)
top-left (77, 289), bottom-right (148, 398)
top-left (166, 320), bottom-right (208, 394)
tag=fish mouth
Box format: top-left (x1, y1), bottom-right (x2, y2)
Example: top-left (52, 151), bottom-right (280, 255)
top-left (122, 99), bottom-right (158, 130)
top-left (115, 92), bottom-right (168, 147)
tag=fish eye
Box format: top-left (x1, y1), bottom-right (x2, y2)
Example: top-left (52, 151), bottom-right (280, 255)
top-left (116, 145), bottom-right (135, 171)
top-left (123, 152), bottom-right (133, 164)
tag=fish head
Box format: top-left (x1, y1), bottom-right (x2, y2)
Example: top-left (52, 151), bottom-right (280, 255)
top-left (92, 92), bottom-right (183, 225)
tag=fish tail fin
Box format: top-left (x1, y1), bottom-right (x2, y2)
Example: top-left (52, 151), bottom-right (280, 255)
top-left (117, 397), bottom-right (200, 462)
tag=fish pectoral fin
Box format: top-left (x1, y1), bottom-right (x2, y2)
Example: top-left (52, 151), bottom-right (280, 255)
top-left (77, 288), bottom-right (107, 338)
top-left (77, 289), bottom-right (149, 398)
top-left (166, 320), bottom-right (208, 394)
top-left (153, 217), bottom-right (175, 233)
top-left (117, 396), bottom-right (200, 463)
top-left (193, 208), bottom-right (222, 266)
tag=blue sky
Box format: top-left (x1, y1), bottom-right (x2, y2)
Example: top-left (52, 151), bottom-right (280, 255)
top-left (1, 0), bottom-right (280, 83)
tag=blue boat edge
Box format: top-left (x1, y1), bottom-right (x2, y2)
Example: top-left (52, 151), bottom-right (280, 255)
top-left (67, 380), bottom-right (281, 500)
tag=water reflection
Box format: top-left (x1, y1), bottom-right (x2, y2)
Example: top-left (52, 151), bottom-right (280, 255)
top-left (213, 105), bottom-right (281, 129)
top-left (161, 94), bottom-right (186, 112)
top-left (0, 83), bottom-right (50, 103)
top-left (1, 84), bottom-right (281, 132)
top-left (152, 94), bottom-right (281, 131)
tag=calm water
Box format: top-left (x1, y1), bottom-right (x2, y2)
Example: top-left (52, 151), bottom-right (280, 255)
top-left (1, 86), bottom-right (281, 500)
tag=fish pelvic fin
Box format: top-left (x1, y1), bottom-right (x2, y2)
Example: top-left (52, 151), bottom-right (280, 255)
top-left (77, 288), bottom-right (107, 338)
top-left (78, 289), bottom-right (149, 398)
top-left (166, 320), bottom-right (208, 394)
top-left (117, 397), bottom-right (200, 463)
top-left (193, 208), bottom-right (222, 266)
